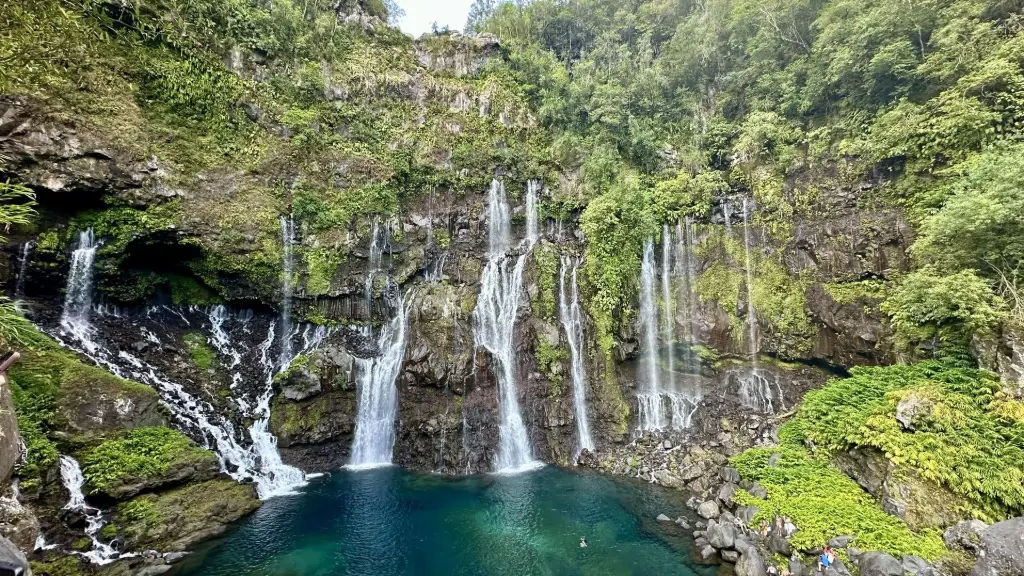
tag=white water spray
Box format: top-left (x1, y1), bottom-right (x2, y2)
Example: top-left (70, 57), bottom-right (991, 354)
top-left (559, 255), bottom-right (594, 459)
top-left (59, 455), bottom-right (133, 565)
top-left (349, 221), bottom-right (409, 468)
top-left (474, 179), bottom-right (539, 472)
top-left (15, 241), bottom-right (33, 298)
top-left (60, 230), bottom-right (99, 348)
top-left (637, 239), bottom-right (665, 432)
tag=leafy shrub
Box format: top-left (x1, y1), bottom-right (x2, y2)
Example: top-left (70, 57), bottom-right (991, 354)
top-left (81, 427), bottom-right (211, 494)
top-left (790, 361), bottom-right (1024, 521)
top-left (732, 447), bottom-right (947, 560)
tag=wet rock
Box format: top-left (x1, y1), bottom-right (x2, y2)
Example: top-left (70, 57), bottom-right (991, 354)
top-left (828, 535), bottom-right (855, 548)
top-left (163, 551), bottom-right (188, 563)
top-left (279, 366), bottom-right (322, 401)
top-left (697, 500), bottom-right (721, 520)
top-left (857, 551), bottom-right (903, 576)
top-left (656, 514), bottom-right (672, 522)
top-left (701, 545), bottom-right (718, 559)
top-left (971, 517), bottom-right (1024, 576)
top-left (675, 517), bottom-right (691, 530)
top-left (944, 520), bottom-right (988, 555)
top-left (707, 519), bottom-right (737, 549)
top-left (722, 550), bottom-right (740, 563)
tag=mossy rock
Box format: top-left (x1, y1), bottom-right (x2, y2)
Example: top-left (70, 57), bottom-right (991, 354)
top-left (270, 390), bottom-right (355, 447)
top-left (113, 479), bottom-right (261, 551)
top-left (56, 362), bottom-right (166, 442)
top-left (81, 427), bottom-right (219, 500)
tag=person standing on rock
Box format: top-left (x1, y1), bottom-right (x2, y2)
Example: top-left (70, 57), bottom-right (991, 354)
top-left (783, 517), bottom-right (796, 538)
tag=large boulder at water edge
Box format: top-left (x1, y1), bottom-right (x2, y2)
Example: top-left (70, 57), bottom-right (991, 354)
top-left (698, 500), bottom-right (720, 519)
top-left (111, 479), bottom-right (260, 551)
top-left (707, 519), bottom-right (737, 549)
top-left (857, 552), bottom-right (904, 576)
top-left (971, 517), bottom-right (1024, 576)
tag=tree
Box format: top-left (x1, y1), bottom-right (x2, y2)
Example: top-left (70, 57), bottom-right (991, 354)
top-left (466, 0), bottom-right (499, 33)
top-left (385, 0), bottom-right (405, 26)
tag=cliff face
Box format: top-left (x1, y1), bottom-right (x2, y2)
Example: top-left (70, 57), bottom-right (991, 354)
top-left (0, 4), bottom-right (925, 571)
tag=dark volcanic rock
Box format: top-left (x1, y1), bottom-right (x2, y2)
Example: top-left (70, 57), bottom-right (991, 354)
top-left (971, 517), bottom-right (1024, 576)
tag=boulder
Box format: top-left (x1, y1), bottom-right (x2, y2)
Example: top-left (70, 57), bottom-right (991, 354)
top-left (748, 483), bottom-right (769, 499)
top-left (971, 517), bottom-right (1024, 576)
top-left (707, 520), bottom-right (737, 549)
top-left (790, 557), bottom-right (807, 576)
top-left (0, 493), bottom-right (41, 550)
top-left (652, 469), bottom-right (684, 489)
top-left (944, 519), bottom-right (988, 555)
top-left (722, 550), bottom-right (740, 563)
top-left (767, 533), bottom-right (792, 556)
top-left (718, 482), bottom-right (737, 504)
top-left (0, 535), bottom-right (28, 576)
top-left (701, 545), bottom-right (718, 559)
top-left (902, 555), bottom-right (934, 576)
top-left (857, 551), bottom-right (903, 576)
top-left (736, 505), bottom-right (760, 525)
top-left (825, 558), bottom-right (852, 576)
top-left (278, 365), bottom-right (322, 401)
top-left (675, 517), bottom-right (691, 530)
top-left (735, 548), bottom-right (768, 576)
top-left (656, 514), bottom-right (672, 522)
top-left (720, 467), bottom-right (741, 483)
top-left (895, 390), bottom-right (934, 431)
top-left (828, 535), bottom-right (855, 548)
top-left (697, 500), bottom-right (721, 520)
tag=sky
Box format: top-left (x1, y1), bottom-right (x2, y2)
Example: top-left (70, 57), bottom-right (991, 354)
top-left (395, 0), bottom-right (475, 37)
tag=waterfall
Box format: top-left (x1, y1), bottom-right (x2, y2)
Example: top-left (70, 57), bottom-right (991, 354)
top-left (558, 255), bottom-right (594, 460)
top-left (526, 179), bottom-right (540, 244)
top-left (661, 225), bottom-right (676, 391)
top-left (60, 229), bottom-right (99, 348)
top-left (15, 241), bottom-right (33, 298)
top-left (349, 287), bottom-right (409, 468)
top-left (741, 199), bottom-right (758, 358)
top-left (279, 217), bottom-right (295, 367)
top-left (473, 179), bottom-right (539, 472)
top-left (637, 239), bottom-right (665, 432)
top-left (53, 231), bottom-right (321, 499)
top-left (737, 199), bottom-right (781, 414)
top-left (349, 220), bottom-right (409, 468)
top-left (59, 455), bottom-right (132, 565)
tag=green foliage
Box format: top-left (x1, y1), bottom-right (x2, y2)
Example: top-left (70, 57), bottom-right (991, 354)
top-left (882, 268), bottom-right (1005, 353)
top-left (825, 280), bottom-right (887, 305)
top-left (533, 244), bottom-right (559, 321)
top-left (182, 332), bottom-right (216, 370)
top-left (580, 176), bottom-right (656, 351)
top-left (0, 180), bottom-right (36, 243)
top-left (30, 556), bottom-right (84, 576)
top-left (81, 427), bottom-right (212, 494)
top-left (535, 338), bottom-right (568, 395)
top-left (789, 360), bottom-right (1024, 521)
top-left (732, 446), bottom-right (947, 560)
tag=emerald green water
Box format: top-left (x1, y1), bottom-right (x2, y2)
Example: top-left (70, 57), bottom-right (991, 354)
top-left (176, 466), bottom-right (720, 576)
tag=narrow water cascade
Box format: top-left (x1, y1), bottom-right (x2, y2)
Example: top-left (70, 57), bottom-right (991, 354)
top-left (60, 229), bottom-right (99, 348)
top-left (15, 240), bottom-right (33, 298)
top-left (741, 199), bottom-right (759, 359)
top-left (667, 218), bottom-right (701, 430)
top-left (473, 179), bottom-right (539, 472)
top-left (558, 255), bottom-right (594, 459)
top-left (59, 455), bottom-right (132, 565)
top-left (278, 216), bottom-right (296, 367)
top-left (661, 224), bottom-right (676, 391)
top-left (350, 220), bottom-right (409, 468)
top-left (350, 289), bottom-right (409, 468)
top-left (637, 239), bottom-right (665, 432)
top-left (526, 179), bottom-right (541, 244)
